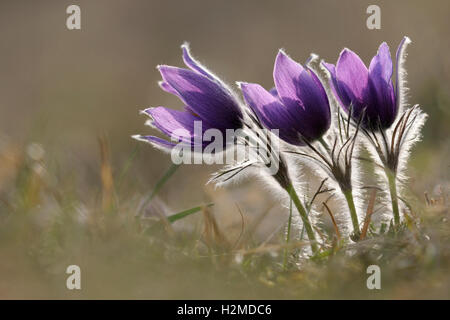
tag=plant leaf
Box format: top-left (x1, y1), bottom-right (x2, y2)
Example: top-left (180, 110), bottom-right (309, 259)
top-left (167, 203), bottom-right (214, 223)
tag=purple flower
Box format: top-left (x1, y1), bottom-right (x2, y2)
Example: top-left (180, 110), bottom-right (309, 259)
top-left (240, 50), bottom-right (331, 146)
top-left (136, 44), bottom-right (243, 149)
top-left (322, 37), bottom-right (410, 130)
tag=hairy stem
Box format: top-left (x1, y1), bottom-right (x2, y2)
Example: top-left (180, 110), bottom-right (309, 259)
top-left (272, 154), bottom-right (318, 254)
top-left (343, 188), bottom-right (360, 238)
top-left (286, 184), bottom-right (318, 254)
top-left (386, 169), bottom-right (400, 227)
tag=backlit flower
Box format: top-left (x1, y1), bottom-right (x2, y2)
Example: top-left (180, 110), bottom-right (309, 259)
top-left (135, 44), bottom-right (243, 150)
top-left (240, 50), bottom-right (331, 146)
top-left (322, 37), bottom-right (411, 130)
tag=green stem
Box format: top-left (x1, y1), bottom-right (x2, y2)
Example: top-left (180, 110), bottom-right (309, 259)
top-left (386, 169), bottom-right (400, 227)
top-left (318, 137), bottom-right (330, 151)
top-left (343, 189), bottom-right (360, 237)
top-left (283, 198), bottom-right (293, 271)
top-left (286, 184), bottom-right (318, 254)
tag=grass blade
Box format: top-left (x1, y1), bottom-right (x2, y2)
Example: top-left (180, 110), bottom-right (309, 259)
top-left (283, 197), bottom-right (293, 270)
top-left (149, 163), bottom-right (180, 202)
top-left (167, 203), bottom-right (214, 223)
top-left (116, 143), bottom-right (141, 190)
top-left (138, 163), bottom-right (180, 215)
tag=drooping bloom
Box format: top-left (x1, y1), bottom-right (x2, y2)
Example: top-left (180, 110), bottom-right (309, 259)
top-left (239, 50), bottom-right (331, 146)
top-left (135, 44), bottom-right (243, 150)
top-left (322, 38), bottom-right (411, 130)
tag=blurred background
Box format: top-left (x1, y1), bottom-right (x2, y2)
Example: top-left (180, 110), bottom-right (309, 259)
top-left (0, 0), bottom-right (449, 298)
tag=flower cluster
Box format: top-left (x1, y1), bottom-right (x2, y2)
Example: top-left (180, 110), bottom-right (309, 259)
top-left (135, 37), bottom-right (427, 255)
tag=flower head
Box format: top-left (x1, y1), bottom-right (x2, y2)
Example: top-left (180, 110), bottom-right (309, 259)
top-left (240, 50), bottom-right (331, 146)
top-left (135, 44), bottom-right (243, 150)
top-left (322, 37), bottom-right (411, 130)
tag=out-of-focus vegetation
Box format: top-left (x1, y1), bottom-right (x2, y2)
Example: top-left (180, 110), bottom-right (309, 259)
top-left (0, 130), bottom-right (448, 299)
top-left (0, 0), bottom-right (449, 299)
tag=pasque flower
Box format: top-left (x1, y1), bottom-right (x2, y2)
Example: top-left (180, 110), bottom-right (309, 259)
top-left (322, 38), bottom-right (408, 130)
top-left (240, 50), bottom-right (331, 145)
top-left (135, 44), bottom-right (243, 150)
top-left (323, 37), bottom-right (427, 229)
top-left (237, 50), bottom-right (332, 253)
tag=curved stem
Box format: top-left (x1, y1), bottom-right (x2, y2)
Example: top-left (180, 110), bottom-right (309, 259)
top-left (343, 188), bottom-right (360, 237)
top-left (386, 169), bottom-right (400, 227)
top-left (286, 184), bottom-right (318, 254)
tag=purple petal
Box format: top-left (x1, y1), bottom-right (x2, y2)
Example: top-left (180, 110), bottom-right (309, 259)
top-left (273, 50), bottom-right (306, 107)
top-left (269, 87), bottom-right (278, 97)
top-left (145, 107), bottom-right (206, 144)
top-left (158, 65), bottom-right (242, 130)
top-left (279, 65), bottom-right (331, 134)
top-left (158, 81), bottom-right (178, 96)
top-left (298, 67), bottom-right (331, 121)
top-left (134, 135), bottom-right (177, 150)
top-left (181, 43), bottom-right (215, 80)
top-left (240, 82), bottom-right (304, 145)
top-left (273, 51), bottom-right (330, 141)
top-left (368, 42), bottom-right (396, 128)
top-left (322, 61), bottom-right (346, 108)
top-left (369, 42), bottom-right (393, 83)
top-left (336, 48), bottom-right (370, 113)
